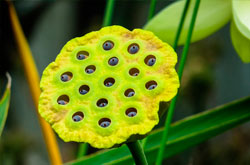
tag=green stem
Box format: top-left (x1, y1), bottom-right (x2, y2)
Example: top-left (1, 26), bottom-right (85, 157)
top-left (177, 0), bottom-right (200, 80)
top-left (77, 0), bottom-right (116, 159)
top-left (139, 0), bottom-right (158, 152)
top-left (173, 0), bottom-right (191, 50)
top-left (77, 143), bottom-right (88, 159)
top-left (135, 0), bottom-right (158, 161)
top-left (148, 0), bottom-right (157, 21)
top-left (156, 0), bottom-right (201, 164)
top-left (102, 0), bottom-right (116, 27)
top-left (127, 141), bottom-right (148, 165)
top-left (142, 0), bottom-right (190, 155)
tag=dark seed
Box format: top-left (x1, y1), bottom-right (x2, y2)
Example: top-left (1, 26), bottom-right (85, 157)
top-left (148, 84), bottom-right (157, 90)
top-left (86, 69), bottom-right (94, 73)
top-left (60, 72), bottom-right (72, 82)
top-left (61, 75), bottom-right (69, 82)
top-left (104, 78), bottom-right (115, 87)
top-left (127, 111), bottom-right (137, 117)
top-left (132, 73), bottom-right (139, 76)
top-left (101, 121), bottom-right (110, 128)
top-left (124, 89), bottom-right (135, 97)
top-left (99, 103), bottom-right (107, 107)
top-left (145, 55), bottom-right (156, 66)
top-left (97, 98), bottom-right (108, 107)
top-left (126, 108), bottom-right (137, 117)
top-left (58, 100), bottom-right (67, 105)
top-left (147, 58), bottom-right (156, 66)
top-left (99, 118), bottom-right (111, 128)
top-left (57, 95), bottom-right (69, 105)
top-left (101, 121), bottom-right (110, 127)
top-left (79, 85), bottom-right (89, 95)
top-left (129, 68), bottom-right (140, 77)
top-left (105, 82), bottom-right (113, 87)
top-left (108, 57), bottom-right (119, 66)
top-left (73, 115), bottom-right (82, 122)
top-left (80, 89), bottom-right (87, 94)
top-left (77, 54), bottom-right (86, 60)
top-left (145, 81), bottom-right (158, 90)
top-left (127, 91), bottom-right (135, 97)
top-left (85, 65), bottom-right (96, 74)
top-left (128, 44), bottom-right (139, 54)
top-left (103, 41), bottom-right (114, 51)
top-left (77, 51), bottom-right (89, 60)
top-left (72, 112), bottom-right (84, 122)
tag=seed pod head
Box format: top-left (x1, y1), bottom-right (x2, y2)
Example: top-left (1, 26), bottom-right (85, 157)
top-left (39, 25), bottom-right (179, 149)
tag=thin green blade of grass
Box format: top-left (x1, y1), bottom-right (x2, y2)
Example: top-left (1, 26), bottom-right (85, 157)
top-left (147, 0), bottom-right (157, 21)
top-left (156, 0), bottom-right (200, 164)
top-left (0, 73), bottom-right (11, 137)
top-left (142, 0), bottom-right (190, 150)
top-left (65, 96), bottom-right (250, 165)
top-left (102, 0), bottom-right (115, 27)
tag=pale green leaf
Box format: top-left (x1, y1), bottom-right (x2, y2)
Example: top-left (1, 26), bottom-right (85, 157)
top-left (144, 0), bottom-right (231, 46)
top-left (66, 96), bottom-right (250, 165)
top-left (230, 20), bottom-right (250, 63)
top-left (0, 73), bottom-right (11, 137)
top-left (232, 0), bottom-right (250, 40)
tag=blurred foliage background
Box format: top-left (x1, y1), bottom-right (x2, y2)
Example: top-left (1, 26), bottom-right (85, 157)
top-left (0, 0), bottom-right (250, 164)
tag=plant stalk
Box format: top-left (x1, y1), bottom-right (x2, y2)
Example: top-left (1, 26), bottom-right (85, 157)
top-left (102, 0), bottom-right (116, 27)
top-left (127, 141), bottom-right (148, 165)
top-left (173, 0), bottom-right (191, 50)
top-left (77, 143), bottom-right (88, 159)
top-left (156, 0), bottom-right (201, 164)
top-left (77, 0), bottom-right (116, 158)
top-left (143, 0), bottom-right (190, 158)
top-left (148, 0), bottom-right (157, 21)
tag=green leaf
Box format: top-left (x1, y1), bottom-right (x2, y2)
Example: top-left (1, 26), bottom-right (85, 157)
top-left (0, 73), bottom-right (11, 137)
top-left (230, 20), bottom-right (250, 63)
top-left (144, 0), bottom-right (231, 46)
top-left (66, 96), bottom-right (250, 165)
top-left (232, 0), bottom-right (250, 40)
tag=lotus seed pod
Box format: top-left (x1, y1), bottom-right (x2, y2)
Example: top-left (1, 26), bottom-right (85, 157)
top-left (38, 25), bottom-right (179, 149)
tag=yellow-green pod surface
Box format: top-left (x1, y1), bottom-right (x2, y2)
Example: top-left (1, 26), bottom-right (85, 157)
top-left (39, 25), bottom-right (179, 149)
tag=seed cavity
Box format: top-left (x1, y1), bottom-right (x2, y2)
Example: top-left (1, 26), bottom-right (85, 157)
top-left (77, 51), bottom-right (89, 60)
top-left (146, 81), bottom-right (158, 90)
top-left (129, 68), bottom-right (140, 77)
top-left (60, 72), bottom-right (72, 82)
top-left (103, 41), bottom-right (114, 51)
top-left (79, 85), bottom-right (89, 95)
top-left (124, 89), bottom-right (135, 97)
top-left (104, 78), bottom-right (115, 87)
top-left (108, 57), bottom-right (119, 66)
top-left (57, 95), bottom-right (69, 105)
top-left (85, 65), bottom-right (96, 74)
top-left (126, 108), bottom-right (137, 117)
top-left (145, 55), bottom-right (156, 66)
top-left (97, 98), bottom-right (108, 107)
top-left (99, 118), bottom-right (111, 128)
top-left (72, 111), bottom-right (84, 122)
top-left (128, 43), bottom-right (139, 54)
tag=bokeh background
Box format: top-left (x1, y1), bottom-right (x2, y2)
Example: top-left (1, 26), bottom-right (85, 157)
top-left (0, 0), bottom-right (250, 164)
